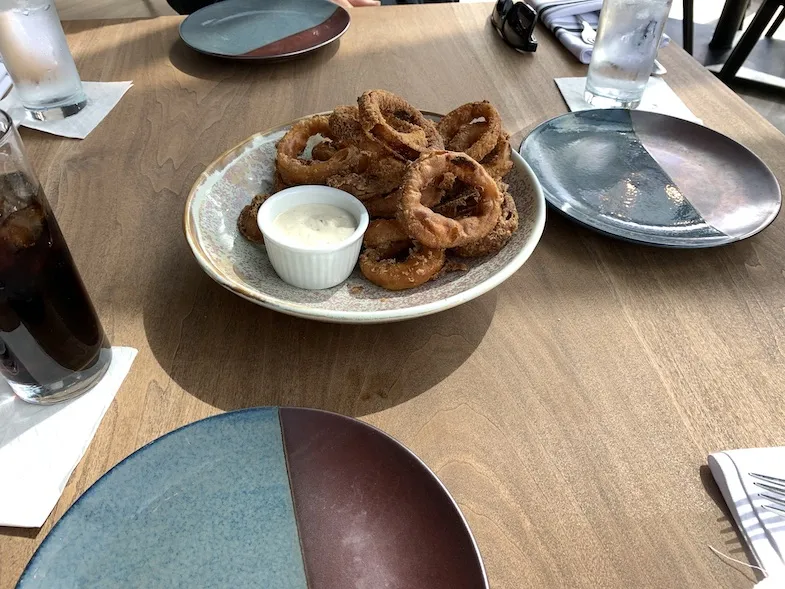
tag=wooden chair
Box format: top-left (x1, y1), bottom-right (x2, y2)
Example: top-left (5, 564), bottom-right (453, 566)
top-left (765, 3), bottom-right (785, 37)
top-left (683, 0), bottom-right (694, 54)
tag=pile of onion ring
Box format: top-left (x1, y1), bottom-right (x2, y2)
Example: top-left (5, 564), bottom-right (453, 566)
top-left (238, 90), bottom-right (520, 291)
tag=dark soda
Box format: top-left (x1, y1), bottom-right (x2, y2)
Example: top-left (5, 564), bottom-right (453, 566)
top-left (0, 172), bottom-right (110, 402)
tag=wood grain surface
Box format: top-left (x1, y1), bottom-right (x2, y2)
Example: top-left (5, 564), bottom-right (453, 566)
top-left (2, 5), bottom-right (785, 588)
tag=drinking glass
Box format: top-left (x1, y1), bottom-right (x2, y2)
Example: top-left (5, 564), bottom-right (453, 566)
top-left (584, 0), bottom-right (673, 109)
top-left (0, 0), bottom-right (87, 120)
top-left (0, 110), bottom-right (111, 404)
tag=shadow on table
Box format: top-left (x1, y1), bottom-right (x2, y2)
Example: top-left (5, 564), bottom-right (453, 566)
top-left (168, 37), bottom-right (342, 81)
top-left (543, 205), bottom-right (769, 269)
top-left (142, 242), bottom-right (497, 418)
top-left (0, 526), bottom-right (38, 540)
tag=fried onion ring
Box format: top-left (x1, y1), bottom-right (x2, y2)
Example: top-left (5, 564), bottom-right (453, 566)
top-left (328, 105), bottom-right (387, 157)
top-left (452, 190), bottom-right (518, 257)
top-left (447, 121), bottom-right (488, 152)
top-left (359, 242), bottom-right (446, 291)
top-left (364, 176), bottom-right (448, 219)
top-left (269, 93), bottom-right (520, 293)
top-left (363, 219), bottom-right (409, 249)
top-left (273, 172), bottom-right (290, 193)
top-left (358, 90), bottom-right (443, 160)
top-left (327, 173), bottom-right (394, 201)
top-left (311, 140), bottom-right (338, 162)
top-left (433, 184), bottom-right (481, 219)
top-left (326, 157), bottom-right (407, 201)
top-left (481, 132), bottom-right (513, 179)
top-left (447, 122), bottom-right (512, 179)
top-left (276, 115), bottom-right (360, 185)
top-left (367, 156), bottom-right (408, 184)
top-left (398, 151), bottom-right (502, 249)
top-left (327, 105), bottom-right (409, 191)
top-left (437, 101), bottom-right (502, 161)
top-left (364, 191), bottom-right (402, 218)
top-left (237, 193), bottom-right (271, 244)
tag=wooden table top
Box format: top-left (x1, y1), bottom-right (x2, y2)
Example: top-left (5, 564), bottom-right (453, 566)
top-left (2, 4), bottom-right (785, 588)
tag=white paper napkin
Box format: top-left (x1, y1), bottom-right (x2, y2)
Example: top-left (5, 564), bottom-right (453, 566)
top-left (554, 76), bottom-right (703, 124)
top-left (0, 346), bottom-right (137, 528)
top-left (529, 0), bottom-right (669, 64)
top-left (708, 447), bottom-right (785, 585)
top-left (0, 63), bottom-right (11, 100)
top-left (0, 81), bottom-right (132, 139)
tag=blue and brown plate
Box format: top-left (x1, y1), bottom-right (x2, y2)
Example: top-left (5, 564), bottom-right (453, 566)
top-left (179, 0), bottom-right (351, 61)
top-left (16, 408), bottom-right (488, 589)
top-left (521, 109), bottom-right (781, 247)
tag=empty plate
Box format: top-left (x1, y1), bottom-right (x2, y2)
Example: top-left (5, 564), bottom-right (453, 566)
top-left (179, 0), bottom-right (351, 61)
top-left (17, 408), bottom-right (488, 589)
top-left (520, 109), bottom-right (781, 247)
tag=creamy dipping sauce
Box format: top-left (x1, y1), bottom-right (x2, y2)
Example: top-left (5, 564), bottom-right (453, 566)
top-left (272, 203), bottom-right (357, 247)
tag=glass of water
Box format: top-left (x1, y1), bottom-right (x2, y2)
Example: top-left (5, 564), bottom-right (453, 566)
top-left (0, 0), bottom-right (87, 121)
top-left (584, 0), bottom-right (673, 109)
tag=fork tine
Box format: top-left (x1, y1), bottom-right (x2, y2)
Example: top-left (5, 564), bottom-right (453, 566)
top-left (763, 503), bottom-right (785, 516)
top-left (759, 493), bottom-right (785, 509)
top-left (753, 481), bottom-right (785, 496)
top-left (749, 472), bottom-right (785, 488)
top-left (749, 473), bottom-right (785, 516)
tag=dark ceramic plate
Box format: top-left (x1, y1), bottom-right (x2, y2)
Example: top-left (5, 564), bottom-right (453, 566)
top-left (520, 109), bottom-right (781, 248)
top-left (179, 0), bottom-right (351, 61)
top-left (16, 408), bottom-right (488, 589)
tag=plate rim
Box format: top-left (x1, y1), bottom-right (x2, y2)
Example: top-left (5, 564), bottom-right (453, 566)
top-left (18, 407), bottom-right (489, 589)
top-left (178, 0), bottom-right (351, 61)
top-left (520, 108), bottom-right (782, 249)
top-left (183, 112), bottom-right (547, 324)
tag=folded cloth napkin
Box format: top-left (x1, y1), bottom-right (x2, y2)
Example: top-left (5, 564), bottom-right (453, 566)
top-left (0, 81), bottom-right (132, 139)
top-left (0, 346), bottom-right (137, 528)
top-left (708, 447), bottom-right (785, 586)
top-left (529, 0), bottom-right (668, 64)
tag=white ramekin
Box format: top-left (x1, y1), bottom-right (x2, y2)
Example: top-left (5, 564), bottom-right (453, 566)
top-left (257, 186), bottom-right (369, 290)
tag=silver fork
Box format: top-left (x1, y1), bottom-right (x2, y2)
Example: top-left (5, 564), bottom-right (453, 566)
top-left (749, 472), bottom-right (785, 515)
top-left (579, 18), bottom-right (597, 45)
top-left (578, 17), bottom-right (667, 76)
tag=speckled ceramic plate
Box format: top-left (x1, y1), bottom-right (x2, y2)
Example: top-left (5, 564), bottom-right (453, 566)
top-left (184, 113), bottom-right (546, 324)
top-left (17, 408), bottom-right (488, 589)
top-left (521, 109), bottom-right (781, 248)
top-left (179, 0), bottom-right (350, 61)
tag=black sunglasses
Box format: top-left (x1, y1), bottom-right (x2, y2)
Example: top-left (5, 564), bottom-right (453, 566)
top-left (491, 0), bottom-right (538, 53)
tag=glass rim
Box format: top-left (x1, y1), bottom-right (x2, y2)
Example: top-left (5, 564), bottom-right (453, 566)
top-left (0, 110), bottom-right (12, 141)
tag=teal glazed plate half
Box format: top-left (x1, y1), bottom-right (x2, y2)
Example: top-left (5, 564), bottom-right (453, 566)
top-left (179, 0), bottom-right (351, 61)
top-left (16, 408), bottom-right (488, 589)
top-left (521, 109), bottom-right (781, 247)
